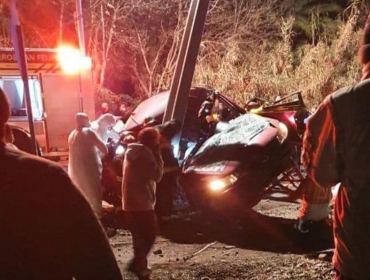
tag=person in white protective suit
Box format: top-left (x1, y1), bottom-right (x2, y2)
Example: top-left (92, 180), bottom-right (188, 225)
top-left (68, 113), bottom-right (108, 218)
top-left (91, 113), bottom-right (120, 143)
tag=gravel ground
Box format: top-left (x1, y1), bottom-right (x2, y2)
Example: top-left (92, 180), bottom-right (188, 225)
top-left (108, 198), bottom-right (335, 280)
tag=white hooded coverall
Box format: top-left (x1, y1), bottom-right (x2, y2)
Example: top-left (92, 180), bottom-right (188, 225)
top-left (90, 113), bottom-right (118, 143)
top-left (68, 122), bottom-right (107, 218)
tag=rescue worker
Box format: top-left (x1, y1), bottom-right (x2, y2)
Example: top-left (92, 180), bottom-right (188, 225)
top-left (91, 113), bottom-right (118, 143)
top-left (96, 102), bottom-right (110, 117)
top-left (198, 99), bottom-right (216, 137)
top-left (68, 113), bottom-right (108, 218)
top-left (122, 127), bottom-right (163, 280)
top-left (0, 87), bottom-right (122, 280)
top-left (292, 176), bottom-right (332, 233)
top-left (302, 11), bottom-right (370, 279)
top-left (155, 119), bottom-right (181, 221)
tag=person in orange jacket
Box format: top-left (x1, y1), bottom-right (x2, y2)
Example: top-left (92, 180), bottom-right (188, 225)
top-left (292, 176), bottom-right (332, 233)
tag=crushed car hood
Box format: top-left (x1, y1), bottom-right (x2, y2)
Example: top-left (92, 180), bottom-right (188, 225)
top-left (188, 113), bottom-right (280, 166)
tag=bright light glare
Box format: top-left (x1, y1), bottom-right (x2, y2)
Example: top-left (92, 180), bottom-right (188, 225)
top-left (115, 145), bottom-right (126, 156)
top-left (288, 115), bottom-right (296, 124)
top-left (57, 46), bottom-right (92, 74)
top-left (172, 143), bottom-right (179, 159)
top-left (80, 56), bottom-right (92, 69)
top-left (210, 180), bottom-right (226, 191)
top-left (209, 174), bottom-right (238, 192)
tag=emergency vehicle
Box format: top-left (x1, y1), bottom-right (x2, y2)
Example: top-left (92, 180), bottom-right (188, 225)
top-left (0, 47), bottom-right (95, 156)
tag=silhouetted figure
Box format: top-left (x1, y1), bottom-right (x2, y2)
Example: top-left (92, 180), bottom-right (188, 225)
top-left (4, 123), bottom-right (18, 149)
top-left (154, 119), bottom-right (181, 221)
top-left (0, 87), bottom-right (122, 280)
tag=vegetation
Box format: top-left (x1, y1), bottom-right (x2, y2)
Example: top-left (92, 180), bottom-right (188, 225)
top-left (0, 0), bottom-right (369, 109)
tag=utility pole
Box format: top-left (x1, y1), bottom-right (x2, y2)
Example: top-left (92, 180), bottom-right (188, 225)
top-left (10, 0), bottom-right (38, 155)
top-left (75, 0), bottom-right (86, 112)
top-left (163, 0), bottom-right (210, 125)
top-left (75, 0), bottom-right (86, 56)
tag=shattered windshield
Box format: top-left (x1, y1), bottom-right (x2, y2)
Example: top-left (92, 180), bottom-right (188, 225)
top-left (195, 113), bottom-right (270, 156)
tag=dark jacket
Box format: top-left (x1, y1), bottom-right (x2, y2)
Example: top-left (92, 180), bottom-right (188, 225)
top-left (122, 143), bottom-right (163, 211)
top-left (0, 145), bottom-right (122, 280)
top-left (156, 119), bottom-right (181, 173)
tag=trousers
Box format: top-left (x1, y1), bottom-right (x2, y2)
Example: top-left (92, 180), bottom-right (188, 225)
top-left (125, 210), bottom-right (158, 271)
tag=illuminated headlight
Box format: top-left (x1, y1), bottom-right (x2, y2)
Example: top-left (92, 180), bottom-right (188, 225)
top-left (115, 145), bottom-right (126, 156)
top-left (209, 174), bottom-right (238, 192)
top-left (277, 122), bottom-right (288, 143)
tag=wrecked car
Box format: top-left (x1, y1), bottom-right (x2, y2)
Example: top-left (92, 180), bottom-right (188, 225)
top-left (103, 88), bottom-right (310, 219)
top-left (179, 90), bottom-right (310, 219)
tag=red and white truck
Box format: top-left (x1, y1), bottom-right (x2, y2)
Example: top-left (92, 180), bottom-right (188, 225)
top-left (0, 47), bottom-right (95, 156)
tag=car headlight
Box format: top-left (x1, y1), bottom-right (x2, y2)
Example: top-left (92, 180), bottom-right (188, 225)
top-left (115, 145), bottom-right (126, 156)
top-left (277, 122), bottom-right (288, 143)
top-left (209, 174), bottom-right (238, 192)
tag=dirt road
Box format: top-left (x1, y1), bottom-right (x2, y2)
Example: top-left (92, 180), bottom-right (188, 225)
top-left (109, 199), bottom-right (334, 280)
